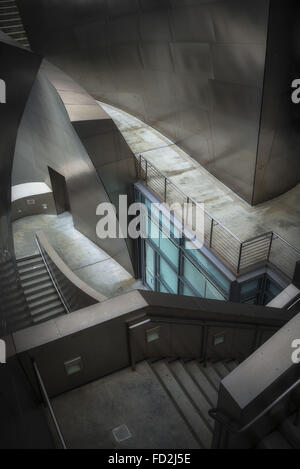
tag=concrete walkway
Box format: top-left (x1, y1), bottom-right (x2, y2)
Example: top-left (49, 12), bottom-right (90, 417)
top-left (13, 212), bottom-right (144, 298)
top-left (100, 102), bottom-right (300, 249)
top-left (51, 361), bottom-right (199, 449)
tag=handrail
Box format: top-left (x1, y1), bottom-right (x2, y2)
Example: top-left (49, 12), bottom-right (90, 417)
top-left (209, 378), bottom-right (300, 437)
top-left (127, 311), bottom-right (284, 371)
top-left (136, 153), bottom-right (300, 278)
top-left (34, 233), bottom-right (71, 314)
top-left (137, 154), bottom-right (242, 242)
top-left (32, 361), bottom-right (67, 449)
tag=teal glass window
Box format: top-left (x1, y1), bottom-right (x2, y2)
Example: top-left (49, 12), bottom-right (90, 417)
top-left (205, 282), bottom-right (225, 300)
top-left (159, 234), bottom-right (179, 269)
top-left (185, 239), bottom-right (230, 294)
top-left (183, 257), bottom-right (206, 297)
top-left (160, 258), bottom-right (177, 293)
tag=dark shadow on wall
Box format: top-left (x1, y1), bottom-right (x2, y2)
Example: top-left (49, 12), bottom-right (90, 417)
top-left (0, 33), bottom-right (54, 448)
top-left (48, 166), bottom-right (70, 215)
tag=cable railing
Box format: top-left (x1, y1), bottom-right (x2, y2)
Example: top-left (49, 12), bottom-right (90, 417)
top-left (136, 154), bottom-right (300, 279)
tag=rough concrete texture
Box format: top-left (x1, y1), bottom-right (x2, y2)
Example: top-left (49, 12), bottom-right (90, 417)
top-left (51, 361), bottom-right (199, 449)
top-left (101, 102), bottom-right (300, 249)
top-left (13, 212), bottom-right (144, 298)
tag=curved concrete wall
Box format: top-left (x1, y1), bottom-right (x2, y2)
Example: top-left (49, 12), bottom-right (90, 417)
top-left (16, 0), bottom-right (300, 204)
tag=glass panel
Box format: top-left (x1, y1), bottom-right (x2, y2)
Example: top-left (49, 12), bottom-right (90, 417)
top-left (205, 281), bottom-right (225, 300)
top-left (145, 242), bottom-right (155, 275)
top-left (185, 239), bottom-right (230, 294)
top-left (159, 234), bottom-right (179, 269)
top-left (180, 281), bottom-right (197, 297)
top-left (240, 279), bottom-right (260, 297)
top-left (148, 217), bottom-right (159, 245)
top-left (183, 257), bottom-right (206, 296)
top-left (158, 281), bottom-right (169, 293)
top-left (161, 213), bottom-right (181, 241)
top-left (145, 270), bottom-right (155, 290)
top-left (160, 258), bottom-right (178, 293)
top-left (266, 279), bottom-right (282, 297)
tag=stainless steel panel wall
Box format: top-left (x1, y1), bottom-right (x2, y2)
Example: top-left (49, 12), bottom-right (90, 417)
top-left (13, 67), bottom-right (136, 275)
top-left (17, 0), bottom-right (291, 205)
top-left (254, 0), bottom-right (300, 204)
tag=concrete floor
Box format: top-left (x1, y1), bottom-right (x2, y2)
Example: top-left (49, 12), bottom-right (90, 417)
top-left (51, 361), bottom-right (199, 449)
top-left (13, 212), bottom-right (144, 298)
top-left (101, 102), bottom-right (300, 249)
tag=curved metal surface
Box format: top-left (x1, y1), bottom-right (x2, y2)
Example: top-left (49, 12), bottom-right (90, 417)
top-left (15, 0), bottom-right (300, 205)
top-left (0, 32), bottom-right (54, 450)
top-left (0, 32), bottom-right (41, 337)
top-left (13, 62), bottom-right (136, 276)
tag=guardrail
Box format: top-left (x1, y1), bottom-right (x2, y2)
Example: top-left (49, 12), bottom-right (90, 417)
top-left (136, 154), bottom-right (300, 279)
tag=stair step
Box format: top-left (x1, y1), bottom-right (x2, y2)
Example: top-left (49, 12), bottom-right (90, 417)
top-left (23, 280), bottom-right (53, 296)
top-left (224, 360), bottom-right (239, 373)
top-left (185, 361), bottom-right (218, 407)
top-left (213, 361), bottom-right (230, 380)
top-left (18, 262), bottom-right (45, 275)
top-left (199, 363), bottom-right (223, 391)
top-left (151, 360), bottom-right (212, 449)
top-left (30, 300), bottom-right (62, 316)
top-left (19, 266), bottom-right (47, 280)
top-left (257, 431), bottom-right (292, 449)
top-left (21, 273), bottom-right (51, 289)
top-left (32, 307), bottom-right (65, 324)
top-left (280, 414), bottom-right (300, 449)
top-left (169, 360), bottom-right (214, 430)
top-left (28, 293), bottom-right (60, 310)
top-left (26, 286), bottom-right (56, 302)
top-left (17, 254), bottom-right (41, 267)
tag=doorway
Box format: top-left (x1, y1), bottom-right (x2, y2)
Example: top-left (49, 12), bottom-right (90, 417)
top-left (48, 167), bottom-right (70, 215)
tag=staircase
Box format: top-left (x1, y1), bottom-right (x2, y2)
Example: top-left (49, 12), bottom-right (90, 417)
top-left (0, 0), bottom-right (30, 48)
top-left (17, 254), bottom-right (66, 324)
top-left (149, 358), bottom-right (238, 449)
top-left (257, 412), bottom-right (300, 449)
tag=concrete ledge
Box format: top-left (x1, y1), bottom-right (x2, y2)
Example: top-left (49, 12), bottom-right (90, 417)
top-left (13, 290), bottom-right (148, 353)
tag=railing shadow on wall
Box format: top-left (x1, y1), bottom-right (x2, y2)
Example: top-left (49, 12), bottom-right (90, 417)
top-left (126, 294), bottom-right (295, 372)
top-left (35, 231), bottom-right (106, 313)
top-left (136, 154), bottom-right (300, 280)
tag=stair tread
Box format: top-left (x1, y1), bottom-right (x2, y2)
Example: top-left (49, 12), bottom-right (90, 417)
top-left (258, 431), bottom-right (292, 449)
top-left (32, 307), bottom-right (65, 324)
top-left (213, 361), bottom-right (230, 379)
top-left (19, 267), bottom-right (47, 280)
top-left (280, 413), bottom-right (300, 449)
top-left (169, 360), bottom-right (214, 430)
top-left (21, 273), bottom-right (50, 287)
top-left (18, 262), bottom-right (45, 274)
top-left (199, 363), bottom-right (223, 391)
top-left (26, 287), bottom-right (57, 302)
top-left (30, 300), bottom-right (62, 316)
top-left (28, 293), bottom-right (60, 310)
top-left (151, 360), bottom-right (213, 449)
top-left (224, 360), bottom-right (239, 373)
top-left (185, 360), bottom-right (218, 407)
top-left (23, 281), bottom-right (53, 295)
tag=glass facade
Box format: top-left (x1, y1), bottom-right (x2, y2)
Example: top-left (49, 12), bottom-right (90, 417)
top-left (137, 190), bottom-right (229, 301)
top-left (136, 187), bottom-right (284, 305)
top-left (240, 276), bottom-right (282, 305)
